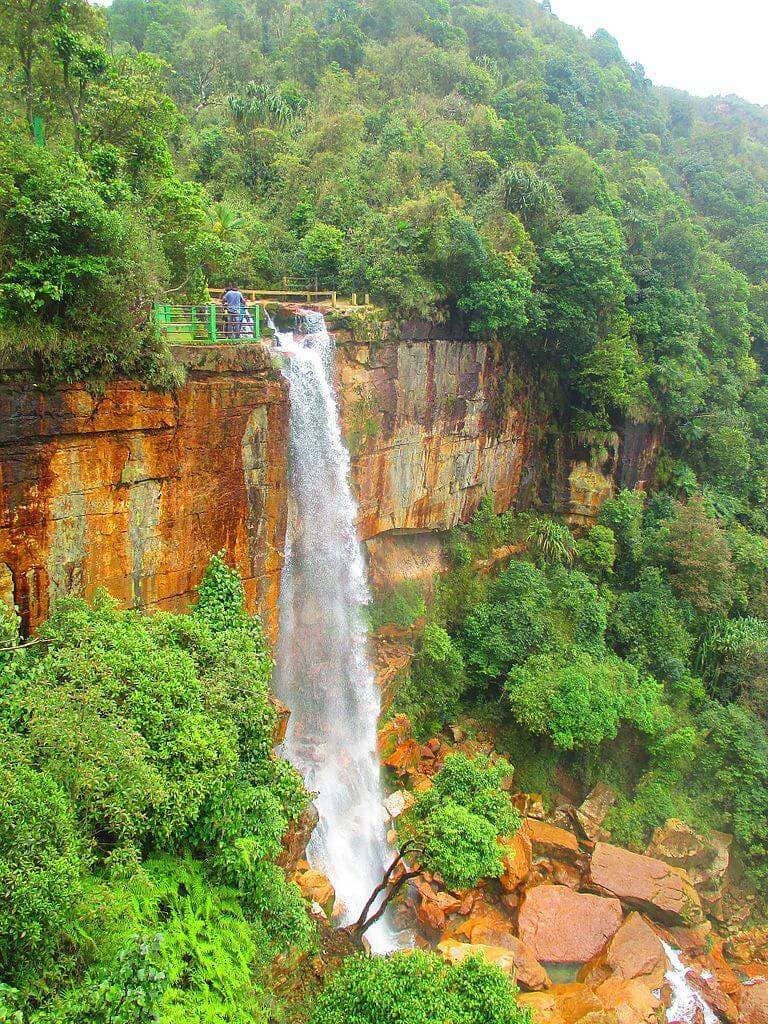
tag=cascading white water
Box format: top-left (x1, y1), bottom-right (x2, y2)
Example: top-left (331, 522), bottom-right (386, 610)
top-left (662, 942), bottom-right (719, 1024)
top-left (270, 312), bottom-right (399, 953)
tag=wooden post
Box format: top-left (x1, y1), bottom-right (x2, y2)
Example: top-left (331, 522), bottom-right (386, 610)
top-left (352, 293), bottom-right (357, 306)
top-left (364, 293), bottom-right (370, 306)
top-left (332, 292), bottom-right (337, 308)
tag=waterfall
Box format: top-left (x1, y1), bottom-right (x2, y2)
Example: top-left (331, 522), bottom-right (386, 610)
top-left (662, 942), bottom-right (719, 1024)
top-left (270, 312), bottom-right (399, 953)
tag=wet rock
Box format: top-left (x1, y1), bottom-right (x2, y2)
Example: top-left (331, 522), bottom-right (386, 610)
top-left (295, 867), bottom-right (335, 913)
top-left (647, 820), bottom-right (731, 897)
top-left (589, 842), bottom-right (703, 925)
top-left (384, 789), bottom-right (415, 819)
top-left (575, 783), bottom-right (618, 841)
top-left (553, 981), bottom-right (608, 1024)
top-left (514, 793), bottom-right (546, 819)
top-left (519, 991), bottom-right (563, 1024)
top-left (579, 912), bottom-right (666, 990)
top-left (726, 927), bottom-right (768, 965)
top-left (277, 802), bottom-right (319, 872)
top-left (272, 698), bottom-right (290, 746)
top-left (549, 858), bottom-right (584, 890)
top-left (438, 937), bottom-right (551, 992)
top-left (382, 739), bottom-right (422, 776)
top-left (740, 979), bottom-right (768, 1024)
top-left (594, 977), bottom-right (662, 1024)
top-left (500, 828), bottom-right (533, 892)
top-left (525, 817), bottom-right (581, 862)
top-left (518, 884), bottom-right (624, 963)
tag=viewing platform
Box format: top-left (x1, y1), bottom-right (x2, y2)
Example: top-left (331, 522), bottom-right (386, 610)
top-left (154, 285), bottom-right (371, 345)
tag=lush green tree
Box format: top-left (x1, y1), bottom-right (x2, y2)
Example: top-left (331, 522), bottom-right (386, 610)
top-left (0, 763), bottom-right (84, 982)
top-left (405, 754), bottom-right (520, 888)
top-left (310, 950), bottom-right (528, 1024)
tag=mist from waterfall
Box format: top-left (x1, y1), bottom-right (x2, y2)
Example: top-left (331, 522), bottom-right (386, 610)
top-left (270, 312), bottom-right (399, 953)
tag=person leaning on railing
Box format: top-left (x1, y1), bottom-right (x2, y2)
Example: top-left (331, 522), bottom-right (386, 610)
top-left (221, 284), bottom-right (246, 338)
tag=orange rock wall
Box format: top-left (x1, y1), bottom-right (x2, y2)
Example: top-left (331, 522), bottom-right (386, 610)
top-left (0, 345), bottom-right (288, 638)
top-left (337, 331), bottom-right (534, 538)
top-left (334, 327), bottom-right (538, 588)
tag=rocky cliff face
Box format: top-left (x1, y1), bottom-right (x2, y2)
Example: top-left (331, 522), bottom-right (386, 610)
top-left (0, 325), bottom-right (661, 634)
top-left (333, 322), bottom-right (659, 590)
top-left (333, 324), bottom-right (538, 589)
top-left (0, 345), bottom-right (287, 638)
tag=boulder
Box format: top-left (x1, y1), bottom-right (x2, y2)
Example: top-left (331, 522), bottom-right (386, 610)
top-left (294, 867), bottom-right (335, 912)
top-left (500, 828), bottom-right (533, 892)
top-left (437, 936), bottom-right (549, 990)
top-left (519, 991), bottom-right (563, 1024)
top-left (594, 977), bottom-right (662, 1024)
top-left (384, 789), bottom-right (415, 819)
top-left (526, 818), bottom-right (581, 861)
top-left (277, 802), bottom-right (319, 872)
top-left (589, 842), bottom-right (703, 925)
top-left (554, 982), bottom-right (608, 1024)
top-left (575, 783), bottom-right (618, 841)
top-left (518, 884), bottom-right (624, 963)
top-left (579, 912), bottom-right (667, 990)
top-left (647, 819), bottom-right (731, 896)
top-left (438, 938), bottom-right (518, 980)
top-left (514, 793), bottom-right (546, 819)
top-left (272, 698), bottom-right (290, 745)
top-left (383, 739), bottom-right (422, 776)
top-left (740, 981), bottom-right (768, 1024)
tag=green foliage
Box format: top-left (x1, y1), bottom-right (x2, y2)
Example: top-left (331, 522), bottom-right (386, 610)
top-left (367, 581), bottom-right (426, 632)
top-left (0, 764), bottom-right (84, 982)
top-left (575, 524), bottom-right (616, 580)
top-left (309, 950), bottom-right (529, 1024)
top-left (395, 623), bottom-right (466, 738)
top-left (406, 754), bottom-right (520, 888)
top-left (506, 649), bottom-right (656, 750)
top-left (0, 557), bottom-right (311, 1016)
top-left (525, 518), bottom-right (575, 566)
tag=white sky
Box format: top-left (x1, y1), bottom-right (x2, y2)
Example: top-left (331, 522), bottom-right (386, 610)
top-left (551, 0), bottom-right (768, 106)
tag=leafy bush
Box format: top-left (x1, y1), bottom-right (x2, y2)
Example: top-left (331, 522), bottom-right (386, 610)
top-left (405, 754), bottom-right (520, 888)
top-left (309, 950), bottom-right (529, 1024)
top-left (395, 624), bottom-right (466, 736)
top-left (0, 764), bottom-right (84, 982)
top-left (505, 649), bottom-right (648, 750)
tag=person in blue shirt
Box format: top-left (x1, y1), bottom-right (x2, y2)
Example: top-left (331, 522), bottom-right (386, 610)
top-left (221, 284), bottom-right (246, 338)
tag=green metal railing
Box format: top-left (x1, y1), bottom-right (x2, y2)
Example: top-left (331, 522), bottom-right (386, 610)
top-left (154, 302), bottom-right (260, 344)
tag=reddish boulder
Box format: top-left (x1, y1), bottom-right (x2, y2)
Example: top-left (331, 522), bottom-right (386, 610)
top-left (526, 818), bottom-right (581, 861)
top-left (575, 783), bottom-right (618, 841)
top-left (594, 977), bottom-right (661, 1024)
top-left (647, 819), bottom-right (731, 899)
top-left (500, 828), bottom-right (533, 891)
top-left (437, 938), bottom-right (551, 992)
top-left (589, 842), bottom-right (703, 925)
top-left (579, 912), bottom-right (666, 990)
top-left (740, 980), bottom-right (768, 1024)
top-left (294, 867), bottom-right (335, 912)
top-left (554, 982), bottom-right (607, 1024)
top-left (519, 884), bottom-right (623, 963)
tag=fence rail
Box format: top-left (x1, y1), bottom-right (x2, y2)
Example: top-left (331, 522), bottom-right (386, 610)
top-left (208, 287), bottom-right (339, 307)
top-left (154, 302), bottom-right (260, 344)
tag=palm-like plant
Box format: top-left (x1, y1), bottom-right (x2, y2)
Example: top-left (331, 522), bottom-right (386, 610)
top-left (526, 518), bottom-right (575, 566)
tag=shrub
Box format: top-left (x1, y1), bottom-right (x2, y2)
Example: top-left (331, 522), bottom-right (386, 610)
top-left (397, 624), bottom-right (466, 735)
top-left (406, 754), bottom-right (520, 888)
top-left (0, 764), bottom-right (84, 982)
top-left (505, 649), bottom-right (652, 750)
top-left (309, 950), bottom-right (528, 1024)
